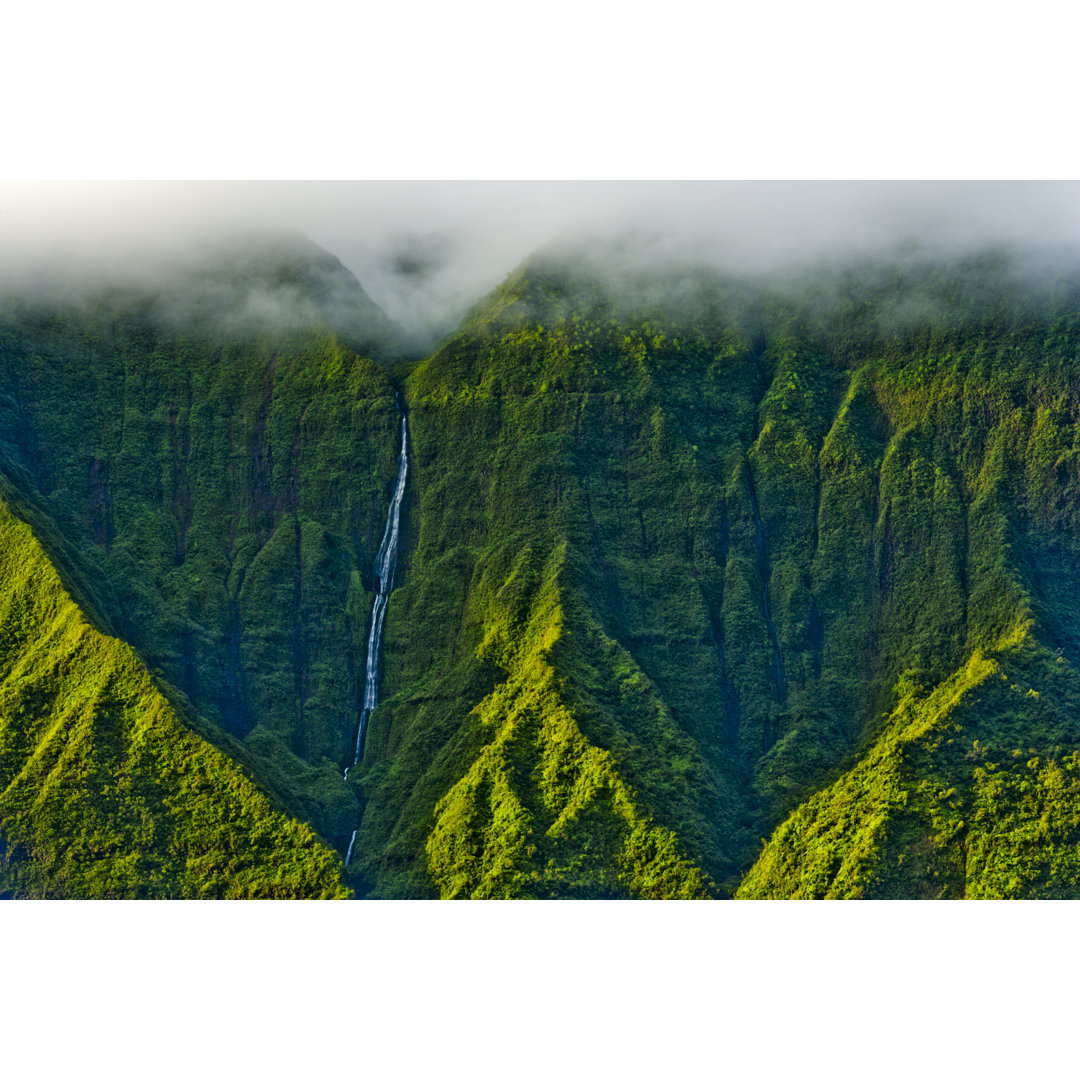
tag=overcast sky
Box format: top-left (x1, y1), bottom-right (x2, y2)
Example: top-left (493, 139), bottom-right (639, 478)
top-left (3, 181), bottom-right (1080, 347)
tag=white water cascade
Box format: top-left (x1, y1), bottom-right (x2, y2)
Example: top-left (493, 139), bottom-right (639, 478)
top-left (344, 409), bottom-right (409, 866)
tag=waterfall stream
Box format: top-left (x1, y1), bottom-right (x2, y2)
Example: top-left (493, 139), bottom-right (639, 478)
top-left (344, 408), bottom-right (409, 866)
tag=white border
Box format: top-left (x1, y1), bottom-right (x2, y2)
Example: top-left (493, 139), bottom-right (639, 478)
top-left (3, 2), bottom-right (1078, 1075)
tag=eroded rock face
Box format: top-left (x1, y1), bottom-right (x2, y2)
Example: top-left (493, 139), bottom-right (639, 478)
top-left (6, 236), bottom-right (1080, 898)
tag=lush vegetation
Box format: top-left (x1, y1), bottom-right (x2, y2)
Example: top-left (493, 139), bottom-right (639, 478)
top-left (359, 246), bottom-right (1080, 898)
top-left (0, 238), bottom-right (403, 858)
top-left (0, 492), bottom-right (349, 897)
top-left (6, 234), bottom-right (1080, 898)
top-left (737, 628), bottom-right (1080, 898)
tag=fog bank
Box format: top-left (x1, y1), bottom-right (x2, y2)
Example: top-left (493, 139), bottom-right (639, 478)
top-left (2, 182), bottom-right (1079, 349)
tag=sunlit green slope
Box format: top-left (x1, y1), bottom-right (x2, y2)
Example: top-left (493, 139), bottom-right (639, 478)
top-left (734, 275), bottom-right (1080, 896)
top-left (738, 627), bottom-right (1080, 898)
top-left (7, 235), bottom-right (1080, 899)
top-left (352, 245), bottom-right (1080, 898)
top-left (0, 493), bottom-right (349, 898)
top-left (0, 235), bottom-right (404, 853)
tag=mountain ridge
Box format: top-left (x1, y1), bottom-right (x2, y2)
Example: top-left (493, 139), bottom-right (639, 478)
top-left (4, 232), bottom-right (1080, 897)
top-left (0, 489), bottom-right (349, 898)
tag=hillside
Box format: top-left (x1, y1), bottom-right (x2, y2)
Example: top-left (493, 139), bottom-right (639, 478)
top-left (0, 236), bottom-right (409, 863)
top-left (0, 490), bottom-right (349, 898)
top-left (355, 244), bottom-right (1080, 897)
top-left (4, 234), bottom-right (1080, 897)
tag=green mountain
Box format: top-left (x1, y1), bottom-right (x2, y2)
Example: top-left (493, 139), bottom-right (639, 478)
top-left (0, 489), bottom-right (348, 898)
top-left (4, 232), bottom-right (1080, 898)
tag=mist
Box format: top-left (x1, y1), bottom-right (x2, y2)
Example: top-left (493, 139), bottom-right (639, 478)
top-left (2, 181), bottom-right (1080, 351)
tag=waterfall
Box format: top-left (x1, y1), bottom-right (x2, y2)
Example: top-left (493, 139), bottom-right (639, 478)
top-left (344, 409), bottom-right (409, 866)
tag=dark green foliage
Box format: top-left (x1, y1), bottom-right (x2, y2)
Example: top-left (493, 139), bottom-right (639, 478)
top-left (7, 235), bottom-right (1080, 898)
top-left (737, 631), bottom-right (1080, 899)
top-left (357, 246), bottom-right (1080, 898)
top-left (0, 242), bottom-right (403, 853)
top-left (0, 494), bottom-right (349, 898)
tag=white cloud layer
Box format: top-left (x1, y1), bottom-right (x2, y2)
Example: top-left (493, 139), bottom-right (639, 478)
top-left (2, 181), bottom-right (1079, 349)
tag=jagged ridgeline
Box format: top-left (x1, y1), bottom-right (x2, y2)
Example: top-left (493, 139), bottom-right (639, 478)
top-left (5, 232), bottom-right (1080, 898)
top-left (0, 489), bottom-right (348, 897)
top-left (0, 233), bottom-right (404, 896)
top-left (367, 243), bottom-right (1080, 898)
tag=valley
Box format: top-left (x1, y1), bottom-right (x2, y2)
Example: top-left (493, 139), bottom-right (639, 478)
top-left (3, 233), bottom-right (1080, 897)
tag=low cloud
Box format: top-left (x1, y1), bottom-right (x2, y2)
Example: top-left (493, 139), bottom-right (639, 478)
top-left (2, 181), bottom-right (1079, 350)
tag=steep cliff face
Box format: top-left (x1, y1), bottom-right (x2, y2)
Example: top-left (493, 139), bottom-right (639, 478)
top-left (5, 235), bottom-right (1080, 898)
top-left (353, 247), bottom-right (1080, 897)
top-left (0, 236), bottom-right (412, 876)
top-left (0, 491), bottom-right (349, 898)
top-left (735, 286), bottom-right (1080, 897)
